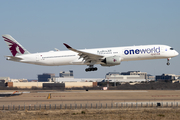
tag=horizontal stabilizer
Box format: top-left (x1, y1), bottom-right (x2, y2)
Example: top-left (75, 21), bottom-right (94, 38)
top-left (5, 56), bottom-right (22, 61)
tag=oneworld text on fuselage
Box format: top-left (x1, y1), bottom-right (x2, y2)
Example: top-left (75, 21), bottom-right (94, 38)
top-left (124, 47), bottom-right (160, 55)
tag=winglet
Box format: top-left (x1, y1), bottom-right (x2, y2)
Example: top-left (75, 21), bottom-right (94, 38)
top-left (63, 43), bottom-right (72, 49)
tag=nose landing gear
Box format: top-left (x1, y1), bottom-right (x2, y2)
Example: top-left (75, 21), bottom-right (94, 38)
top-left (167, 58), bottom-right (171, 65)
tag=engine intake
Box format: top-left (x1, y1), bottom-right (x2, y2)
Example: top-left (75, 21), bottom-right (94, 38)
top-left (101, 56), bottom-right (121, 66)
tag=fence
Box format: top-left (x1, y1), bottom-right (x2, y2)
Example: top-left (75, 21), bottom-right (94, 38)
top-left (1, 101), bottom-right (180, 111)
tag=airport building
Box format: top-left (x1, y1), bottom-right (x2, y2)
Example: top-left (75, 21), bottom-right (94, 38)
top-left (59, 70), bottom-right (73, 78)
top-left (105, 71), bottom-right (148, 82)
top-left (156, 74), bottom-right (180, 82)
top-left (38, 73), bottom-right (55, 82)
top-left (2, 70), bottom-right (101, 88)
top-left (52, 70), bottom-right (103, 83)
top-left (121, 71), bottom-right (147, 79)
top-left (0, 77), bottom-right (10, 83)
top-left (52, 71), bottom-right (77, 82)
top-left (9, 81), bottom-right (96, 88)
top-left (5, 70), bottom-right (180, 89)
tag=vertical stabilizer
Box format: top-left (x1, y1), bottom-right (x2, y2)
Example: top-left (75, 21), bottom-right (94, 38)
top-left (2, 34), bottom-right (30, 56)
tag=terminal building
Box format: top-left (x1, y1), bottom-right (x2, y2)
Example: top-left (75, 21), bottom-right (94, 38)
top-left (0, 70), bottom-right (162, 89)
top-left (38, 73), bottom-right (55, 82)
top-left (52, 70), bottom-right (76, 83)
top-left (156, 74), bottom-right (180, 82)
top-left (52, 70), bottom-right (102, 83)
top-left (121, 71), bottom-right (147, 79)
top-left (105, 71), bottom-right (148, 82)
top-left (59, 70), bottom-right (73, 78)
top-left (0, 77), bottom-right (10, 83)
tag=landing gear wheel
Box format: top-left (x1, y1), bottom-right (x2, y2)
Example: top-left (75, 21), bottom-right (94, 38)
top-left (92, 67), bottom-right (98, 71)
top-left (167, 58), bottom-right (171, 66)
top-left (85, 67), bottom-right (98, 72)
top-left (94, 67), bottom-right (97, 71)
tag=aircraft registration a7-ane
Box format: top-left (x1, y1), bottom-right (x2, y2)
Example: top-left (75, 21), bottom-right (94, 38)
top-left (2, 34), bottom-right (179, 72)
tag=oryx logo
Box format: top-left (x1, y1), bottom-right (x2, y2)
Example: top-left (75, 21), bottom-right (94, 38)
top-left (3, 36), bottom-right (25, 56)
top-left (124, 47), bottom-right (160, 55)
top-left (113, 58), bottom-right (117, 62)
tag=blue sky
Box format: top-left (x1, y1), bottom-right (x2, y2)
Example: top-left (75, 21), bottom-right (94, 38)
top-left (0, 0), bottom-right (180, 79)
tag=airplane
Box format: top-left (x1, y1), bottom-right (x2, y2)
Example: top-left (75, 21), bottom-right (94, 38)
top-left (2, 34), bottom-right (179, 72)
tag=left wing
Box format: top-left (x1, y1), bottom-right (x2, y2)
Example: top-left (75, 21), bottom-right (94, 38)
top-left (63, 43), bottom-right (104, 64)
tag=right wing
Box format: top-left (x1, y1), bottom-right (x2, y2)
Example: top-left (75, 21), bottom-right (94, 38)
top-left (63, 43), bottom-right (104, 64)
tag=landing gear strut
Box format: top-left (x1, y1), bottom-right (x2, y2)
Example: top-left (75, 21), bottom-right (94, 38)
top-left (167, 58), bottom-right (170, 65)
top-left (85, 65), bottom-right (98, 72)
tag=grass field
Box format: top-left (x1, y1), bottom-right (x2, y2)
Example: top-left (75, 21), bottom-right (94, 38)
top-left (0, 108), bottom-right (180, 120)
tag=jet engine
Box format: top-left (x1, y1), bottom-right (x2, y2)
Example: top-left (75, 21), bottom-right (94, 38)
top-left (101, 56), bottom-right (121, 66)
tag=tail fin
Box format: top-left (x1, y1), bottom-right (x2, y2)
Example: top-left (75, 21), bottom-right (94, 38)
top-left (2, 34), bottom-right (30, 56)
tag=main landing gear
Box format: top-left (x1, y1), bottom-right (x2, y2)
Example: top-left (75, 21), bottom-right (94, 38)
top-left (85, 65), bottom-right (98, 72)
top-left (167, 58), bottom-right (171, 65)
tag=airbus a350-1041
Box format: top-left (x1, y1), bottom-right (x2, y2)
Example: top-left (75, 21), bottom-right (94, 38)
top-left (2, 34), bottom-right (179, 72)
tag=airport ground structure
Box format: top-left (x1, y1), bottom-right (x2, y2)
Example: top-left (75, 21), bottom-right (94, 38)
top-left (12, 82), bottom-right (95, 89)
top-left (0, 70), bottom-right (180, 90)
top-left (1, 100), bottom-right (180, 111)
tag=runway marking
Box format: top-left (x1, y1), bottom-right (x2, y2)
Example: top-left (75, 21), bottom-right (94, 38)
top-left (80, 91), bottom-right (148, 93)
top-left (44, 91), bottom-right (148, 93)
top-left (22, 91), bottom-right (30, 93)
top-left (33, 96), bottom-right (65, 97)
top-left (37, 92), bottom-right (69, 93)
top-left (37, 90), bottom-right (148, 93)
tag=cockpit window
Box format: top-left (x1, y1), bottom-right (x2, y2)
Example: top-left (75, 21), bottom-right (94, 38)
top-left (170, 48), bottom-right (174, 50)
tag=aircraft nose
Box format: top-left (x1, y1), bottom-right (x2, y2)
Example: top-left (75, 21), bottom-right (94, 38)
top-left (175, 51), bottom-right (179, 56)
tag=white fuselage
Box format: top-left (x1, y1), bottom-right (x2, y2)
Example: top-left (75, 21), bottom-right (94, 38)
top-left (12, 45), bottom-right (178, 66)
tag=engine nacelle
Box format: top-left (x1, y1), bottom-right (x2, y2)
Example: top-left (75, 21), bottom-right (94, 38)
top-left (101, 56), bottom-right (121, 66)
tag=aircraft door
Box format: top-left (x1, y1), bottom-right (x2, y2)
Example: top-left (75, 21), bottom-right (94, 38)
top-left (161, 46), bottom-right (165, 54)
